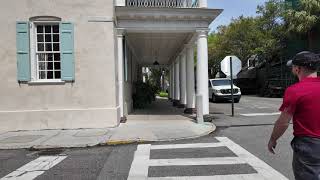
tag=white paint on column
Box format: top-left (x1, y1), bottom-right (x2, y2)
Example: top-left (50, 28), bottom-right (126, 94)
top-left (175, 59), bottom-right (180, 100)
top-left (196, 30), bottom-right (209, 115)
top-left (179, 51), bottom-right (187, 105)
top-left (117, 30), bottom-right (125, 118)
top-left (1, 156), bottom-right (67, 180)
top-left (186, 44), bottom-right (196, 109)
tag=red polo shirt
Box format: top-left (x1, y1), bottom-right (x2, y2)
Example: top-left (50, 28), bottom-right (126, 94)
top-left (279, 77), bottom-right (320, 138)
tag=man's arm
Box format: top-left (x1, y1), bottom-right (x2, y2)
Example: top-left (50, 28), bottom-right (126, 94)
top-left (268, 112), bottom-right (292, 154)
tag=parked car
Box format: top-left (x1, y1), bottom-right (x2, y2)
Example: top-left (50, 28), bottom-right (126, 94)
top-left (209, 78), bottom-right (241, 103)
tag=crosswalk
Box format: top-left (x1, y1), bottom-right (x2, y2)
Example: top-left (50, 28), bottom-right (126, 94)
top-left (0, 155), bottom-right (67, 180)
top-left (0, 137), bottom-right (289, 180)
top-left (128, 137), bottom-right (289, 180)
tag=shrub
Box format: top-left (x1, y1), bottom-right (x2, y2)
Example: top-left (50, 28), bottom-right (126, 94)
top-left (132, 81), bottom-right (157, 109)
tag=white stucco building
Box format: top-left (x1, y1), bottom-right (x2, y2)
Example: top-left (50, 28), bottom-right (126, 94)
top-left (0, 0), bottom-right (222, 132)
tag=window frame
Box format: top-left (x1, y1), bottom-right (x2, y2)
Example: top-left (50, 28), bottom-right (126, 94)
top-left (29, 21), bottom-right (63, 83)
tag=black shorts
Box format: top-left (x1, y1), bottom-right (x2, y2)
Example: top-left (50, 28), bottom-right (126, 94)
top-left (291, 136), bottom-right (320, 180)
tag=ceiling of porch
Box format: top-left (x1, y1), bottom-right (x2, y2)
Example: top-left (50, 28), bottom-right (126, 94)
top-left (126, 32), bottom-right (192, 65)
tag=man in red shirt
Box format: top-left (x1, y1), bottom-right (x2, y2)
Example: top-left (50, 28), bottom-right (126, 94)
top-left (268, 51), bottom-right (320, 180)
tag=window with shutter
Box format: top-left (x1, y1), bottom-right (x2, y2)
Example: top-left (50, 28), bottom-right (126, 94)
top-left (21, 18), bottom-right (75, 83)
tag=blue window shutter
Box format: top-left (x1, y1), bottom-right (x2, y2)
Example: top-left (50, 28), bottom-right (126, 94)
top-left (16, 21), bottom-right (31, 82)
top-left (60, 22), bottom-right (75, 81)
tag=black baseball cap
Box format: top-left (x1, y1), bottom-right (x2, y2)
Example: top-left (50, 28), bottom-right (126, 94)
top-left (287, 51), bottom-right (320, 68)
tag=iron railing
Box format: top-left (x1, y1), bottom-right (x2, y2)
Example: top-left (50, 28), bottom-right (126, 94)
top-left (126, 0), bottom-right (199, 8)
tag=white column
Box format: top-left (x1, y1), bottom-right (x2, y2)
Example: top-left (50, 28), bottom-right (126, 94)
top-left (171, 62), bottom-right (176, 101)
top-left (169, 66), bottom-right (171, 98)
top-left (186, 43), bottom-right (196, 110)
top-left (179, 51), bottom-right (187, 106)
top-left (196, 29), bottom-right (209, 115)
top-left (174, 59), bottom-right (180, 101)
top-left (117, 29), bottom-right (125, 118)
top-left (199, 0), bottom-right (207, 8)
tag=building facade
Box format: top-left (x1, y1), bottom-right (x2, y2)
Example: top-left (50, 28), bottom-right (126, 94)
top-left (0, 0), bottom-right (222, 132)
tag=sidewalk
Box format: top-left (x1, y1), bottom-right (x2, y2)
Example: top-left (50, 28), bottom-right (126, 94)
top-left (0, 98), bottom-right (215, 149)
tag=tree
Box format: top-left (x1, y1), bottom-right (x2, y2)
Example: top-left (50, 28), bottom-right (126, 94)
top-left (284, 0), bottom-right (320, 33)
top-left (207, 0), bottom-right (287, 72)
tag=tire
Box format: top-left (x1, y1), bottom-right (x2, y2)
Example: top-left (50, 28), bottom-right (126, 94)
top-left (212, 94), bottom-right (217, 103)
top-left (234, 98), bottom-right (240, 103)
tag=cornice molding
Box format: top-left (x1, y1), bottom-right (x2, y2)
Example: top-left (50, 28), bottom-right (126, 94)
top-left (115, 7), bottom-right (223, 23)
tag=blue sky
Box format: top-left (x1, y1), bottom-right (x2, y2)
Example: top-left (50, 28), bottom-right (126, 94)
top-left (208, 0), bottom-right (268, 32)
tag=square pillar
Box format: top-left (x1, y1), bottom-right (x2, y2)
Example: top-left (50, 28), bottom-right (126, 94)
top-left (117, 29), bottom-right (126, 121)
top-left (196, 29), bottom-right (209, 115)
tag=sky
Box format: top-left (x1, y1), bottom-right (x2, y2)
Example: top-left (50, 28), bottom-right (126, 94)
top-left (208, 0), bottom-right (268, 32)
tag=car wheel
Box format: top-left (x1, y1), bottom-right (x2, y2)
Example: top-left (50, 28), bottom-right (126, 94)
top-left (234, 98), bottom-right (240, 103)
top-left (212, 94), bottom-right (216, 103)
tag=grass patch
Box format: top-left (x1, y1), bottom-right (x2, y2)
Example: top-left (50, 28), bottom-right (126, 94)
top-left (158, 91), bottom-right (168, 98)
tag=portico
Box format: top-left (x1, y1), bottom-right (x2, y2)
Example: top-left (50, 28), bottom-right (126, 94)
top-left (115, 2), bottom-right (222, 118)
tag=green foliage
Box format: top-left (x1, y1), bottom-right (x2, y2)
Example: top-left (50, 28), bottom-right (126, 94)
top-left (148, 67), bottom-right (163, 92)
top-left (207, 0), bottom-right (289, 76)
top-left (284, 0), bottom-right (320, 33)
top-left (132, 81), bottom-right (157, 109)
top-left (158, 91), bottom-right (168, 98)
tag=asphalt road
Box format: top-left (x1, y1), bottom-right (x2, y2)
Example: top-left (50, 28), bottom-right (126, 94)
top-left (0, 96), bottom-right (295, 180)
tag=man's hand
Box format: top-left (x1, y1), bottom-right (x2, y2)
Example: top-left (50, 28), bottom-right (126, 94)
top-left (268, 138), bottom-right (277, 154)
top-left (268, 112), bottom-right (292, 154)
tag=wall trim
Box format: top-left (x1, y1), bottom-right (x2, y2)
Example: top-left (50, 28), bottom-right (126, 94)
top-left (0, 107), bottom-right (120, 113)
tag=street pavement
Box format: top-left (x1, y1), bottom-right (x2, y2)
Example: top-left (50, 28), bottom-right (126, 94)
top-left (0, 96), bottom-right (295, 180)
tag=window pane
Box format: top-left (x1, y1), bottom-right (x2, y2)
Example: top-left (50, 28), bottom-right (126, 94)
top-left (53, 25), bottom-right (59, 33)
top-left (54, 62), bottom-right (61, 70)
top-left (38, 53), bottom-right (46, 61)
top-left (54, 53), bottom-right (60, 61)
top-left (37, 34), bottom-right (44, 42)
top-left (47, 53), bottom-right (53, 61)
top-left (47, 62), bottom-right (53, 70)
top-left (45, 43), bottom-right (52, 51)
top-left (47, 71), bottom-right (53, 79)
top-left (45, 34), bottom-right (52, 42)
top-left (37, 43), bottom-right (44, 51)
top-left (53, 43), bottom-right (60, 51)
top-left (45, 26), bottom-right (51, 33)
top-left (53, 34), bottom-right (59, 42)
top-left (39, 71), bottom-right (46, 79)
top-left (37, 26), bottom-right (43, 33)
top-left (39, 62), bottom-right (46, 70)
top-left (55, 71), bottom-right (61, 79)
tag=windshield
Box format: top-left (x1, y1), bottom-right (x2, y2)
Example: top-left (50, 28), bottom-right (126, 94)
top-left (211, 79), bottom-right (231, 86)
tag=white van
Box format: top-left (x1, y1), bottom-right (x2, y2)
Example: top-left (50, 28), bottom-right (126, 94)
top-left (209, 78), bottom-right (241, 103)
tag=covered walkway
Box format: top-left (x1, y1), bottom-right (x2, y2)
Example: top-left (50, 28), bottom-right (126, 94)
top-left (107, 97), bottom-right (215, 143)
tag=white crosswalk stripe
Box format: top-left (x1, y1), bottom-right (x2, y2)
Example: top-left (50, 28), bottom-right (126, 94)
top-left (0, 155), bottom-right (67, 180)
top-left (128, 137), bottom-right (289, 180)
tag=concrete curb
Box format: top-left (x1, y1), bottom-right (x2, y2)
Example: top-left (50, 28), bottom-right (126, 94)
top-left (102, 123), bottom-right (216, 146)
top-left (0, 123), bottom-right (217, 149)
